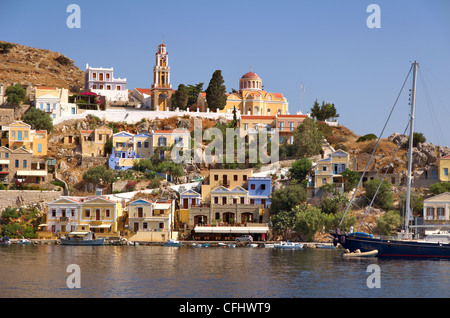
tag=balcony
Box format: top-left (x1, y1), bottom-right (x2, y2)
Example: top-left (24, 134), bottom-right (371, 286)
top-left (60, 216), bottom-right (70, 222)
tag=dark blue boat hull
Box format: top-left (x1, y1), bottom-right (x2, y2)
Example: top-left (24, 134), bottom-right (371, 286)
top-left (331, 233), bottom-right (450, 258)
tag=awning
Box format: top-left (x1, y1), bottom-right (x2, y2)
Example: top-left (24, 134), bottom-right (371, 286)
top-left (16, 170), bottom-right (47, 176)
top-left (89, 224), bottom-right (111, 228)
top-left (0, 160), bottom-right (10, 164)
top-left (154, 203), bottom-right (171, 210)
top-left (193, 226), bottom-right (269, 234)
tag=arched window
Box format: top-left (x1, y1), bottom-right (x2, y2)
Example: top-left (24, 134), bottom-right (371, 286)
top-left (267, 108), bottom-right (271, 116)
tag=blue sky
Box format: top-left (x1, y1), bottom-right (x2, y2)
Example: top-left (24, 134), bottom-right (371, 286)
top-left (1, 0), bottom-right (449, 147)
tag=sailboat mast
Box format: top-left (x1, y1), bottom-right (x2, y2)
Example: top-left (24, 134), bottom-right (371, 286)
top-left (405, 61), bottom-right (418, 238)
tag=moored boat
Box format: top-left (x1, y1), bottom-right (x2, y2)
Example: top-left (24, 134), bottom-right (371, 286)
top-left (274, 241), bottom-right (303, 249)
top-left (341, 249), bottom-right (378, 258)
top-left (0, 237), bottom-right (11, 245)
top-left (60, 231), bottom-right (105, 246)
top-left (332, 62), bottom-right (450, 258)
top-left (164, 239), bottom-right (182, 247)
top-left (17, 238), bottom-right (31, 245)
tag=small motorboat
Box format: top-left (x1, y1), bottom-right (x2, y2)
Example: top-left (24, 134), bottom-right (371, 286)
top-left (227, 243), bottom-right (236, 248)
top-left (17, 238), bottom-right (31, 245)
top-left (341, 249), bottom-right (378, 258)
top-left (0, 237), bottom-right (11, 245)
top-left (60, 232), bottom-right (105, 246)
top-left (192, 243), bottom-right (209, 247)
top-left (164, 239), bottom-right (182, 247)
top-left (128, 241), bottom-right (139, 246)
top-left (263, 243), bottom-right (275, 248)
top-left (274, 241), bottom-right (303, 249)
top-left (248, 243), bottom-right (258, 248)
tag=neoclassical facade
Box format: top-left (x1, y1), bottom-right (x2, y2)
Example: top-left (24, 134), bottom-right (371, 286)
top-left (197, 71), bottom-right (288, 116)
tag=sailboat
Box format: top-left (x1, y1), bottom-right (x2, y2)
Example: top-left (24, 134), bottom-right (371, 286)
top-left (331, 61), bottom-right (450, 258)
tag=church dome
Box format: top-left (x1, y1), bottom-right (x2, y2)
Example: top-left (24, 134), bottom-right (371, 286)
top-left (240, 71), bottom-right (262, 91)
top-left (241, 72), bottom-right (260, 79)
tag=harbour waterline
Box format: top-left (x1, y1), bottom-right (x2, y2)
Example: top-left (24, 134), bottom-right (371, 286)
top-left (1, 244), bottom-right (449, 298)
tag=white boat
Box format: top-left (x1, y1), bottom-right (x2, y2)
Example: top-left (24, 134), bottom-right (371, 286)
top-left (17, 238), bottom-right (31, 245)
top-left (60, 231), bottom-right (105, 246)
top-left (0, 237), bottom-right (11, 245)
top-left (341, 249), bottom-right (378, 258)
top-left (248, 243), bottom-right (258, 248)
top-left (164, 239), bottom-right (182, 247)
top-left (227, 243), bottom-right (236, 248)
top-left (274, 241), bottom-right (303, 249)
top-left (264, 243), bottom-right (275, 248)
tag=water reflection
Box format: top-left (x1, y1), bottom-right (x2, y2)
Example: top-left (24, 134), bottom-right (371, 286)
top-left (0, 245), bottom-right (449, 298)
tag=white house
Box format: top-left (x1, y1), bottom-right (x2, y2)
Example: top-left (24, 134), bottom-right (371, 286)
top-left (423, 192), bottom-right (450, 224)
top-left (84, 64), bottom-right (128, 102)
top-left (34, 87), bottom-right (77, 120)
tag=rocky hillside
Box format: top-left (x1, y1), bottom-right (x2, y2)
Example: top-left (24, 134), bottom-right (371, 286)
top-left (0, 41), bottom-right (84, 89)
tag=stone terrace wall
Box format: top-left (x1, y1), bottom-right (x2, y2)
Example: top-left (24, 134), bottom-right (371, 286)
top-left (0, 190), bottom-right (62, 211)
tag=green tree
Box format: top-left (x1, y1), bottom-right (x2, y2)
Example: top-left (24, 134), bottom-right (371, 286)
top-left (376, 210), bottom-right (402, 236)
top-left (173, 84), bottom-right (189, 110)
top-left (82, 165), bottom-right (115, 187)
top-left (293, 205), bottom-right (325, 242)
top-left (205, 70), bottom-right (227, 111)
top-left (320, 192), bottom-right (350, 214)
top-left (270, 184), bottom-right (307, 215)
top-left (398, 191), bottom-right (423, 217)
top-left (363, 178), bottom-right (394, 210)
top-left (5, 83), bottom-right (26, 106)
top-left (341, 169), bottom-right (360, 192)
top-left (289, 158), bottom-right (312, 181)
top-left (310, 100), bottom-right (339, 121)
top-left (133, 159), bottom-right (154, 172)
top-left (271, 209), bottom-right (299, 239)
top-left (429, 182), bottom-right (450, 195)
top-left (187, 83), bottom-right (204, 107)
top-left (104, 139), bottom-right (113, 156)
top-left (293, 117), bottom-right (323, 158)
top-left (22, 107), bottom-right (54, 132)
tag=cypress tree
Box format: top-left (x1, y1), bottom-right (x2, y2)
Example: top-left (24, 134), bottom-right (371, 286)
top-left (205, 70), bottom-right (227, 111)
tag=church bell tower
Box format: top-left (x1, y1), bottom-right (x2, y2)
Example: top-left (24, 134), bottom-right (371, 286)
top-left (151, 42), bottom-right (172, 111)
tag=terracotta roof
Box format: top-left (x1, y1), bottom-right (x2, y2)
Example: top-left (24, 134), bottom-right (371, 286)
top-left (440, 155), bottom-right (450, 159)
top-left (80, 130), bottom-right (93, 134)
top-left (277, 114), bottom-right (307, 118)
top-left (241, 72), bottom-right (260, 79)
top-left (159, 43), bottom-right (166, 47)
top-left (241, 115), bottom-right (275, 120)
top-left (135, 88), bottom-right (152, 95)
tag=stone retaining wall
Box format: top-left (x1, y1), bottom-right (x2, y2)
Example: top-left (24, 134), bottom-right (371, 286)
top-left (0, 190), bottom-right (62, 212)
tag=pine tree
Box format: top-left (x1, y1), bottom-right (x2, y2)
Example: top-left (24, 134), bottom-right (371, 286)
top-left (205, 70), bottom-right (227, 111)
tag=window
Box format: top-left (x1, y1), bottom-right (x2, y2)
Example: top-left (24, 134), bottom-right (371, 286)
top-left (53, 104), bottom-right (56, 110)
top-left (117, 86), bottom-right (121, 90)
top-left (261, 184), bottom-right (266, 190)
top-left (144, 142), bottom-right (149, 148)
top-left (40, 103), bottom-right (44, 110)
top-left (322, 166), bottom-right (327, 172)
top-left (15, 160), bottom-right (19, 168)
top-left (214, 197), bottom-right (219, 204)
top-left (99, 85), bottom-right (104, 89)
top-left (143, 222), bottom-right (148, 229)
top-left (445, 168), bottom-right (449, 176)
top-left (244, 123), bottom-right (248, 130)
top-left (93, 73), bottom-right (97, 79)
top-left (251, 184), bottom-right (256, 190)
top-left (85, 209), bottom-right (91, 217)
top-left (93, 85), bottom-right (97, 89)
top-left (159, 222), bottom-right (164, 229)
top-left (24, 131), bottom-right (28, 139)
top-left (250, 199), bottom-right (255, 205)
top-left (11, 131), bottom-right (15, 138)
top-left (214, 175), bottom-right (219, 181)
top-left (137, 141), bottom-right (142, 148)
top-left (438, 207), bottom-right (445, 220)
top-left (427, 208), bottom-right (434, 220)
top-left (234, 175), bottom-right (238, 181)
top-left (289, 122), bottom-right (294, 131)
top-left (243, 175), bottom-right (247, 181)
top-left (23, 160), bottom-right (27, 168)
top-left (5, 153), bottom-right (8, 158)
top-left (106, 73), bottom-right (110, 80)
top-left (106, 85), bottom-right (111, 90)
top-left (52, 209), bottom-right (56, 217)
top-left (71, 209), bottom-right (75, 217)
top-left (240, 197), bottom-right (245, 204)
top-left (105, 209), bottom-right (110, 218)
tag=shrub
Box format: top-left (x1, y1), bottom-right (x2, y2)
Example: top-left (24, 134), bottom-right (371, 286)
top-left (356, 134), bottom-right (378, 142)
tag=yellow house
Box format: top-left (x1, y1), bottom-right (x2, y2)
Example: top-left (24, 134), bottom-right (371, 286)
top-left (79, 196), bottom-right (123, 234)
top-left (150, 129), bottom-right (190, 160)
top-left (128, 198), bottom-right (176, 241)
top-left (197, 71), bottom-right (288, 116)
top-left (179, 189), bottom-right (202, 225)
top-left (201, 168), bottom-right (253, 203)
top-left (3, 121), bottom-right (47, 156)
top-left (46, 195), bottom-right (123, 237)
top-left (80, 126), bottom-right (113, 157)
top-left (437, 155), bottom-right (450, 182)
top-left (312, 150), bottom-right (349, 192)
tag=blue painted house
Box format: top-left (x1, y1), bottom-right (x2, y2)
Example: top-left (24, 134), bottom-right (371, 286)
top-left (248, 177), bottom-right (271, 208)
